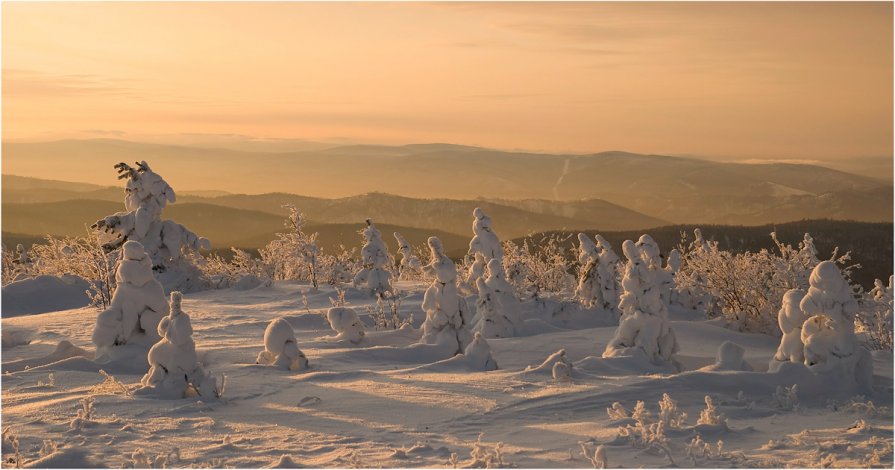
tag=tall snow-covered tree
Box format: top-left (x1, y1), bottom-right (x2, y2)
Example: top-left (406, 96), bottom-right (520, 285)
top-left (603, 240), bottom-right (680, 369)
top-left (467, 208), bottom-right (503, 288)
top-left (420, 236), bottom-right (473, 355)
top-left (92, 240), bottom-right (168, 362)
top-left (92, 161), bottom-right (210, 291)
top-left (575, 233), bottom-right (602, 308)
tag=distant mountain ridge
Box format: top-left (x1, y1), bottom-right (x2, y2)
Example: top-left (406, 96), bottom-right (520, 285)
top-left (2, 139), bottom-right (891, 225)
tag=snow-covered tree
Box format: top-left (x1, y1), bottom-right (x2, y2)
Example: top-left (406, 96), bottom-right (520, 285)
top-left (92, 161), bottom-right (211, 291)
top-left (257, 318), bottom-right (308, 371)
top-left (260, 205), bottom-right (321, 289)
top-left (467, 208), bottom-right (503, 287)
top-left (461, 252), bottom-right (487, 294)
top-left (603, 240), bottom-right (680, 368)
top-left (93, 241), bottom-right (168, 361)
top-left (798, 261), bottom-right (872, 389)
top-left (637, 234), bottom-right (674, 307)
top-left (353, 219), bottom-right (393, 295)
top-left (326, 307), bottom-right (366, 344)
top-left (473, 259), bottom-right (519, 338)
top-left (594, 234), bottom-right (621, 312)
top-left (419, 236), bottom-right (473, 355)
top-left (769, 289), bottom-right (808, 368)
top-left (139, 291), bottom-right (220, 398)
top-left (393, 232), bottom-right (421, 280)
top-left (575, 233), bottom-right (602, 308)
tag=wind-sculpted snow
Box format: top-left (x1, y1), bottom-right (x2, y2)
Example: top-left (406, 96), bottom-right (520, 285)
top-left (1, 281), bottom-right (891, 468)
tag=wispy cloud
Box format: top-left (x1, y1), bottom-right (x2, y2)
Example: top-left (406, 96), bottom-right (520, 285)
top-left (3, 68), bottom-right (132, 97)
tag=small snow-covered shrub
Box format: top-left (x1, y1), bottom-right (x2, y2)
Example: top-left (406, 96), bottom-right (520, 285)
top-left (696, 396), bottom-right (726, 427)
top-left (856, 276), bottom-right (893, 350)
top-left (676, 229), bottom-right (856, 334)
top-left (139, 292), bottom-right (220, 399)
top-left (257, 318), bottom-right (309, 371)
top-left (772, 385), bottom-right (800, 411)
top-left (393, 232), bottom-right (422, 280)
top-left (353, 219), bottom-right (394, 295)
top-left (419, 237), bottom-right (473, 355)
top-left (326, 306), bottom-right (365, 344)
top-left (260, 205), bottom-right (321, 289)
top-left (502, 234), bottom-right (575, 299)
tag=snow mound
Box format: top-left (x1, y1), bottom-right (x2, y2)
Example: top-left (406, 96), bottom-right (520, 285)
top-left (2, 340), bottom-right (92, 373)
top-left (700, 341), bottom-right (753, 372)
top-left (2, 275), bottom-right (91, 316)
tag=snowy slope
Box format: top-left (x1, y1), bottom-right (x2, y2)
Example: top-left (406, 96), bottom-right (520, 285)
top-left (2, 281), bottom-right (892, 468)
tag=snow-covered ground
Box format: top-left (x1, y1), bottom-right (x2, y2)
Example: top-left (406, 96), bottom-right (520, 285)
top-left (2, 281), bottom-right (892, 468)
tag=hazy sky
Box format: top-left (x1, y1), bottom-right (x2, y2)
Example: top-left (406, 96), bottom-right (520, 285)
top-left (3, 2), bottom-right (892, 159)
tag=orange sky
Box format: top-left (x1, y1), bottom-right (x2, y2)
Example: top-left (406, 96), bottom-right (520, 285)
top-left (3, 2), bottom-right (892, 159)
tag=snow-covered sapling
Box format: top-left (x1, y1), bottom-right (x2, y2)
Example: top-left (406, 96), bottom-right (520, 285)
top-left (140, 292), bottom-right (219, 399)
top-left (473, 259), bottom-right (518, 338)
top-left (603, 240), bottom-right (680, 368)
top-left (420, 236), bottom-right (473, 355)
top-left (353, 219), bottom-right (393, 295)
top-left (393, 231), bottom-right (421, 279)
top-left (594, 234), bottom-right (621, 312)
top-left (326, 307), bottom-right (365, 344)
top-left (467, 208), bottom-right (503, 286)
top-left (769, 289), bottom-right (809, 369)
top-left (93, 241), bottom-right (168, 360)
top-left (92, 161), bottom-right (211, 291)
top-left (257, 318), bottom-right (309, 371)
top-left (799, 261), bottom-right (873, 389)
top-left (575, 233), bottom-right (602, 308)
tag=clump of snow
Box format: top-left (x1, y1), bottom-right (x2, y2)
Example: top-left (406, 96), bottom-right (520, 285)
top-left (352, 219), bottom-right (393, 296)
top-left (139, 291), bottom-right (219, 399)
top-left (93, 241), bottom-right (168, 362)
top-left (419, 237), bottom-right (473, 355)
top-left (769, 289), bottom-right (808, 369)
top-left (257, 318), bottom-right (309, 371)
top-left (326, 307), bottom-right (366, 344)
top-left (701, 341), bottom-right (753, 372)
top-left (799, 261), bottom-right (873, 390)
top-left (603, 240), bottom-right (680, 369)
top-left (92, 161), bottom-right (211, 292)
top-left (462, 332), bottom-right (498, 371)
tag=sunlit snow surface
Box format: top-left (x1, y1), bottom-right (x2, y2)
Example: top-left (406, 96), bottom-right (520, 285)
top-left (2, 280), bottom-right (892, 468)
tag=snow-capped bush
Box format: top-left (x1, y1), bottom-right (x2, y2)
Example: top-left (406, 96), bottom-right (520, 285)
top-left (799, 261), bottom-right (873, 389)
top-left (575, 233), bottom-right (602, 308)
top-left (92, 161), bottom-right (211, 292)
top-left (353, 219), bottom-right (393, 296)
top-left (93, 241), bottom-right (168, 360)
top-left (393, 232), bottom-right (422, 280)
top-left (473, 259), bottom-right (518, 338)
top-left (856, 275), bottom-right (893, 350)
top-left (420, 236), bottom-right (473, 355)
top-left (200, 248), bottom-right (270, 290)
top-left (139, 291), bottom-right (220, 399)
top-left (696, 396), bottom-right (727, 427)
top-left (11, 232), bottom-right (117, 309)
top-left (502, 234), bottom-right (575, 299)
top-left (770, 289), bottom-right (809, 368)
top-left (257, 318), bottom-right (309, 371)
top-left (260, 205), bottom-right (321, 289)
top-left (675, 229), bottom-right (855, 333)
top-left (603, 240), bottom-right (679, 368)
top-left (469, 208), bottom-right (503, 263)
top-left (326, 307), bottom-right (365, 344)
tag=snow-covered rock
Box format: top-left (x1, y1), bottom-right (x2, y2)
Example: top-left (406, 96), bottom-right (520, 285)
top-left (92, 161), bottom-right (210, 292)
top-left (138, 291), bottom-right (219, 399)
top-left (93, 241), bottom-right (168, 362)
top-left (353, 219), bottom-right (393, 295)
top-left (257, 318), bottom-right (309, 371)
top-left (419, 237), bottom-right (472, 355)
